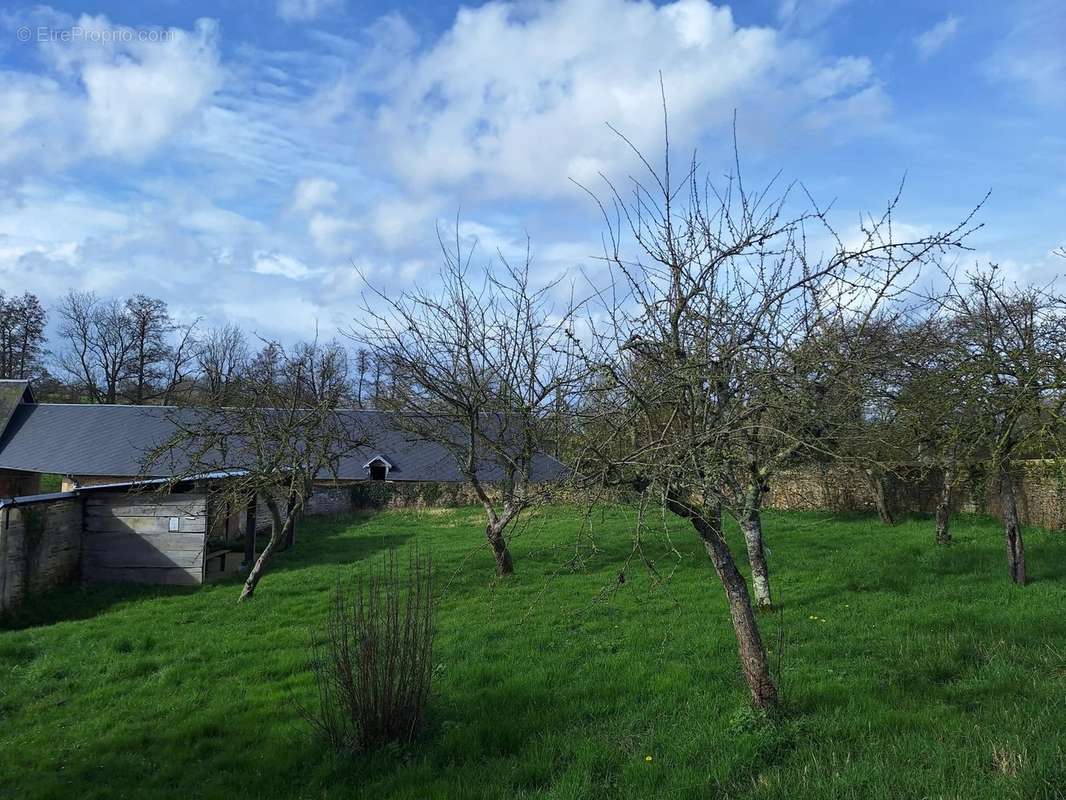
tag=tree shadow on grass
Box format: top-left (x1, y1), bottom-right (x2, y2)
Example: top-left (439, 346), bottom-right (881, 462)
top-left (264, 512), bottom-right (415, 575)
top-left (917, 528), bottom-right (1066, 584)
top-left (1, 582), bottom-right (201, 631)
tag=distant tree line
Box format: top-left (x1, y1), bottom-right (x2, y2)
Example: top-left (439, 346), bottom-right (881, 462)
top-left (0, 289), bottom-right (407, 411)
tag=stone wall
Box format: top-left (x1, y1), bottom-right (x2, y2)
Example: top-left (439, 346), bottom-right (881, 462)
top-left (765, 462), bottom-right (1066, 530)
top-left (0, 498), bottom-right (83, 615)
top-left (305, 484), bottom-right (356, 516)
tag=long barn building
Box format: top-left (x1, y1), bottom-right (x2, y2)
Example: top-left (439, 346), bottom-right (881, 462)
top-left (0, 379), bottom-right (563, 609)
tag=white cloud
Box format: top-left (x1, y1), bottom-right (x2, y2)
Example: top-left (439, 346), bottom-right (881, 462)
top-left (0, 13), bottom-right (221, 170)
top-left (914, 15), bottom-right (960, 59)
top-left (777, 0), bottom-right (851, 29)
top-left (308, 213), bottom-right (361, 256)
top-left (252, 251), bottom-right (315, 279)
top-left (372, 0), bottom-right (887, 198)
top-left (986, 3), bottom-right (1066, 105)
top-left (0, 73), bottom-right (82, 177)
top-left (803, 84), bottom-right (889, 131)
top-left (76, 19), bottom-right (221, 158)
top-left (370, 198), bottom-right (437, 251)
top-left (291, 177), bottom-right (339, 213)
top-left (277, 0), bottom-right (343, 22)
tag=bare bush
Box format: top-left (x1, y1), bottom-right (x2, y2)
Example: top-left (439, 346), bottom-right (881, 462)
top-left (302, 548), bottom-right (435, 754)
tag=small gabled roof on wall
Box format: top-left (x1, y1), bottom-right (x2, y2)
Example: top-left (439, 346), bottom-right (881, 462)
top-left (362, 455), bottom-right (394, 471)
top-left (0, 379), bottom-right (35, 444)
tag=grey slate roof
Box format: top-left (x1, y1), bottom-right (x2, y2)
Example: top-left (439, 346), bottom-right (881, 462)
top-left (0, 403), bottom-right (566, 483)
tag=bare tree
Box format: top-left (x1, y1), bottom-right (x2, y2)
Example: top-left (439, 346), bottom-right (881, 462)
top-left (354, 348), bottom-right (371, 408)
top-left (354, 233), bottom-right (579, 577)
top-left (574, 121), bottom-right (975, 707)
top-left (290, 340), bottom-right (353, 405)
top-left (881, 317), bottom-right (984, 545)
top-left (56, 291), bottom-right (135, 403)
top-left (0, 291), bottom-right (47, 379)
top-left (196, 324), bottom-right (249, 404)
top-left (123, 295), bottom-right (174, 404)
top-left (54, 291), bottom-right (196, 404)
top-left (930, 265), bottom-right (1066, 583)
top-left (148, 339), bottom-right (362, 601)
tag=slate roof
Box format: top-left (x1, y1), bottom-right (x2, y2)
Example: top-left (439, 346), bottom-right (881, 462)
top-left (0, 402), bottom-right (566, 483)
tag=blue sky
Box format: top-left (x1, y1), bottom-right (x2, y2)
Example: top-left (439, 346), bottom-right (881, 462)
top-left (0, 0), bottom-right (1063, 341)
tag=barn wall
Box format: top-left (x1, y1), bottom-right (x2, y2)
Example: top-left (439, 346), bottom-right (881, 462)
top-left (82, 492), bottom-right (208, 586)
top-left (0, 498), bottom-right (82, 615)
top-left (0, 469), bottom-right (41, 497)
top-left (305, 484), bottom-right (355, 516)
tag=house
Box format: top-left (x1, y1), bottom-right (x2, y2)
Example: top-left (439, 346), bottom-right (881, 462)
top-left (0, 382), bottom-right (565, 610)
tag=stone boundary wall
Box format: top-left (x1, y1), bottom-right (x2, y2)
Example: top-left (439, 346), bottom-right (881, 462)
top-left (0, 498), bottom-right (83, 615)
top-left (305, 484), bottom-right (356, 516)
top-left (765, 463), bottom-right (1066, 530)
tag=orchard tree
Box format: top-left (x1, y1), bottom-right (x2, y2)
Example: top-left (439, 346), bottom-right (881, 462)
top-left (574, 124), bottom-right (976, 707)
top-left (883, 316), bottom-right (986, 545)
top-left (148, 339), bottom-right (362, 601)
top-left (934, 265), bottom-right (1066, 583)
top-left (355, 233), bottom-right (580, 577)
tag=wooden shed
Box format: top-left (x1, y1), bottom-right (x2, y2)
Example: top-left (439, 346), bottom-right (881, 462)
top-left (82, 490), bottom-right (210, 586)
top-left (75, 476), bottom-right (260, 587)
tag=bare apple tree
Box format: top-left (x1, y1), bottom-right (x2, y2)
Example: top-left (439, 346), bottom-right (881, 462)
top-left (354, 234), bottom-right (579, 577)
top-left (928, 265), bottom-right (1066, 583)
top-left (573, 124), bottom-right (976, 707)
top-left (147, 339), bottom-right (362, 601)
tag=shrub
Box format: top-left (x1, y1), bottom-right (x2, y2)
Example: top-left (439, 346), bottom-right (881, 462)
top-left (301, 548), bottom-right (435, 754)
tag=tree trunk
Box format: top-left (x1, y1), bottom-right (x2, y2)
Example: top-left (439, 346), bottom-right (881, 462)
top-left (740, 481), bottom-right (772, 608)
top-left (865, 468), bottom-right (895, 525)
top-left (239, 497), bottom-right (294, 601)
top-left (685, 504), bottom-right (777, 710)
top-left (998, 466), bottom-right (1026, 585)
top-left (934, 464), bottom-right (955, 545)
top-left (485, 522), bottom-right (515, 577)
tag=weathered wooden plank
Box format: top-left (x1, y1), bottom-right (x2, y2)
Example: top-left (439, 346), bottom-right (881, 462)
top-left (84, 545), bottom-right (204, 570)
top-left (86, 492), bottom-right (206, 508)
top-left (85, 500), bottom-right (207, 518)
top-left (85, 516), bottom-right (207, 534)
top-left (86, 505), bottom-right (205, 519)
top-left (84, 532), bottom-right (207, 553)
top-left (83, 565), bottom-right (202, 586)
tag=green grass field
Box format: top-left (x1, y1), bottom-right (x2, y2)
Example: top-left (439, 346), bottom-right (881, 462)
top-left (2, 507), bottom-right (1065, 799)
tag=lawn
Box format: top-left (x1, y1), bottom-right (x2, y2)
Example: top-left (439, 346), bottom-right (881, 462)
top-left (1, 507), bottom-right (1065, 799)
